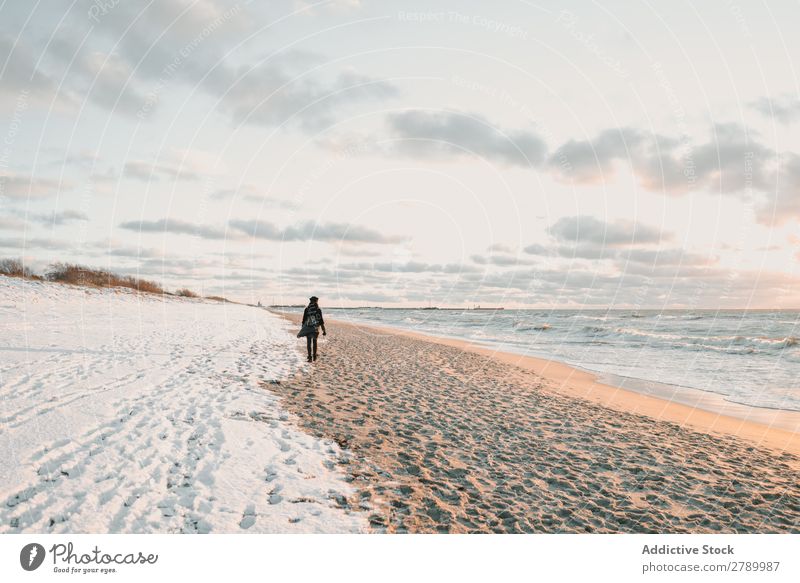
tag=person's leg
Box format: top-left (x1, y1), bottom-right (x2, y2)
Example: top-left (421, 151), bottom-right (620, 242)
top-left (312, 332), bottom-right (318, 360)
top-left (306, 334), bottom-right (312, 361)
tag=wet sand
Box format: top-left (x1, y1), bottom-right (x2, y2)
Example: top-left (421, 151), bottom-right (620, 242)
top-left (269, 314), bottom-right (800, 533)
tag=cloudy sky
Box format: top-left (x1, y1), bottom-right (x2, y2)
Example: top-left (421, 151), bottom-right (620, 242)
top-left (2, 0), bottom-right (800, 307)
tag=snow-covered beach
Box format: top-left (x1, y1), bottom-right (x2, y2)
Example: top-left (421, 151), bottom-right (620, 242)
top-left (0, 276), bottom-right (366, 533)
top-left (3, 275), bottom-right (799, 535)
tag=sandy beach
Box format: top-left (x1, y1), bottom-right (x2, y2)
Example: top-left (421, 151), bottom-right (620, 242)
top-left (273, 313), bottom-right (800, 533)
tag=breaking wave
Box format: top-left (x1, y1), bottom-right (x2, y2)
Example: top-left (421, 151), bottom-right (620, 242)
top-left (582, 325), bottom-right (798, 352)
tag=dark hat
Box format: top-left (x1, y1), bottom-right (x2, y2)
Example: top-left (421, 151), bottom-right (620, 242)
top-left (309, 296), bottom-right (319, 302)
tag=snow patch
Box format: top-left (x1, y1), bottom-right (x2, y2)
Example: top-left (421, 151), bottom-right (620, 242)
top-left (0, 276), bottom-right (366, 533)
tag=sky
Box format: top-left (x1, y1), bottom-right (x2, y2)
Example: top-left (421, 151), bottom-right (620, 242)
top-left (1, 0), bottom-right (800, 308)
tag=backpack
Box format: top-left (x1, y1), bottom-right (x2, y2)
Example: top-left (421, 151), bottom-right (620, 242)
top-left (305, 306), bottom-right (319, 327)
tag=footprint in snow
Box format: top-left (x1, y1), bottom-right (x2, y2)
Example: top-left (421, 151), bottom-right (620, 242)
top-left (239, 504), bottom-right (256, 529)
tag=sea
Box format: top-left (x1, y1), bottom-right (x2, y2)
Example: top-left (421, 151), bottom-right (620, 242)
top-left (288, 308), bottom-right (800, 412)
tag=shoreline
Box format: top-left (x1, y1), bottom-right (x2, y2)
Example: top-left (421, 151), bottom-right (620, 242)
top-left (269, 312), bottom-right (800, 532)
top-left (315, 314), bottom-right (800, 457)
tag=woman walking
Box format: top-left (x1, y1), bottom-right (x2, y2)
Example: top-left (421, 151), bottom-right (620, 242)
top-left (302, 296), bottom-right (326, 362)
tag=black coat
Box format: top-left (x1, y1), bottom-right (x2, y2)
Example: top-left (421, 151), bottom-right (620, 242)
top-left (302, 303), bottom-right (324, 329)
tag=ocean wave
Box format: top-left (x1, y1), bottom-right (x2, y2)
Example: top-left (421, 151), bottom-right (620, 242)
top-left (582, 326), bottom-right (798, 351)
top-left (582, 325), bottom-right (609, 334)
top-left (650, 313), bottom-right (704, 321)
top-left (697, 334), bottom-right (798, 349)
top-left (333, 308), bottom-right (800, 411)
top-left (514, 323), bottom-right (551, 332)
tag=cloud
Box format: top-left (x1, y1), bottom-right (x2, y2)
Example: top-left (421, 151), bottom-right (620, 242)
top-left (750, 95), bottom-right (800, 124)
top-left (337, 290), bottom-right (400, 304)
top-left (335, 246), bottom-right (384, 257)
top-left (548, 127), bottom-right (653, 183)
top-left (0, 208), bottom-right (88, 228)
top-left (690, 124), bottom-right (773, 193)
top-left (211, 185), bottom-right (300, 209)
top-left (756, 152), bottom-right (800, 225)
top-left (338, 261), bottom-right (482, 274)
top-left (89, 241), bottom-right (164, 259)
top-left (229, 219), bottom-right (406, 243)
top-left (386, 110), bottom-right (547, 167)
top-left (520, 216), bottom-right (703, 267)
top-left (522, 242), bottom-right (616, 260)
top-left (296, 0), bottom-right (363, 14)
top-left (29, 0), bottom-right (250, 117)
top-left (0, 36), bottom-right (60, 105)
top-left (554, 244), bottom-right (616, 260)
top-left (377, 116), bottom-right (800, 224)
top-left (120, 217), bottom-right (406, 244)
top-left (372, 117), bottom-right (800, 225)
top-left (545, 124), bottom-right (800, 224)
top-left (523, 243), bottom-right (550, 256)
top-left (0, 216), bottom-right (27, 230)
top-left (72, 49), bottom-right (151, 115)
top-left (119, 218), bottom-right (232, 240)
top-left (548, 126), bottom-right (697, 192)
top-left (487, 243), bottom-right (515, 254)
top-left (26, 210), bottom-right (89, 226)
top-left (124, 160), bottom-right (202, 182)
top-left (4, 2), bottom-right (395, 127)
top-left (214, 65), bottom-right (398, 130)
top-left (133, 257), bottom-right (248, 279)
top-left (0, 173), bottom-right (70, 199)
top-left (470, 254), bottom-right (536, 266)
top-left (86, 0), bottom-right (396, 127)
top-left (548, 215), bottom-right (667, 246)
top-left (79, 0), bottom-right (252, 83)
top-left (124, 148), bottom-right (224, 182)
top-left (0, 236), bottom-right (70, 250)
top-left (617, 248), bottom-right (716, 267)
top-left (547, 124), bottom-right (771, 195)
top-left (42, 150), bottom-right (103, 172)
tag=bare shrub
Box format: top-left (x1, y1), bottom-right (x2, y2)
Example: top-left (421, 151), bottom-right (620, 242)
top-left (175, 288), bottom-right (199, 298)
top-left (130, 278), bottom-right (164, 294)
top-left (0, 258), bottom-right (35, 278)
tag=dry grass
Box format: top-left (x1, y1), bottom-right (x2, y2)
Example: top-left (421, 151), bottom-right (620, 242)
top-left (2, 258), bottom-right (214, 299)
top-left (0, 258), bottom-right (41, 279)
top-left (44, 262), bottom-right (165, 294)
top-left (205, 295), bottom-right (231, 302)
